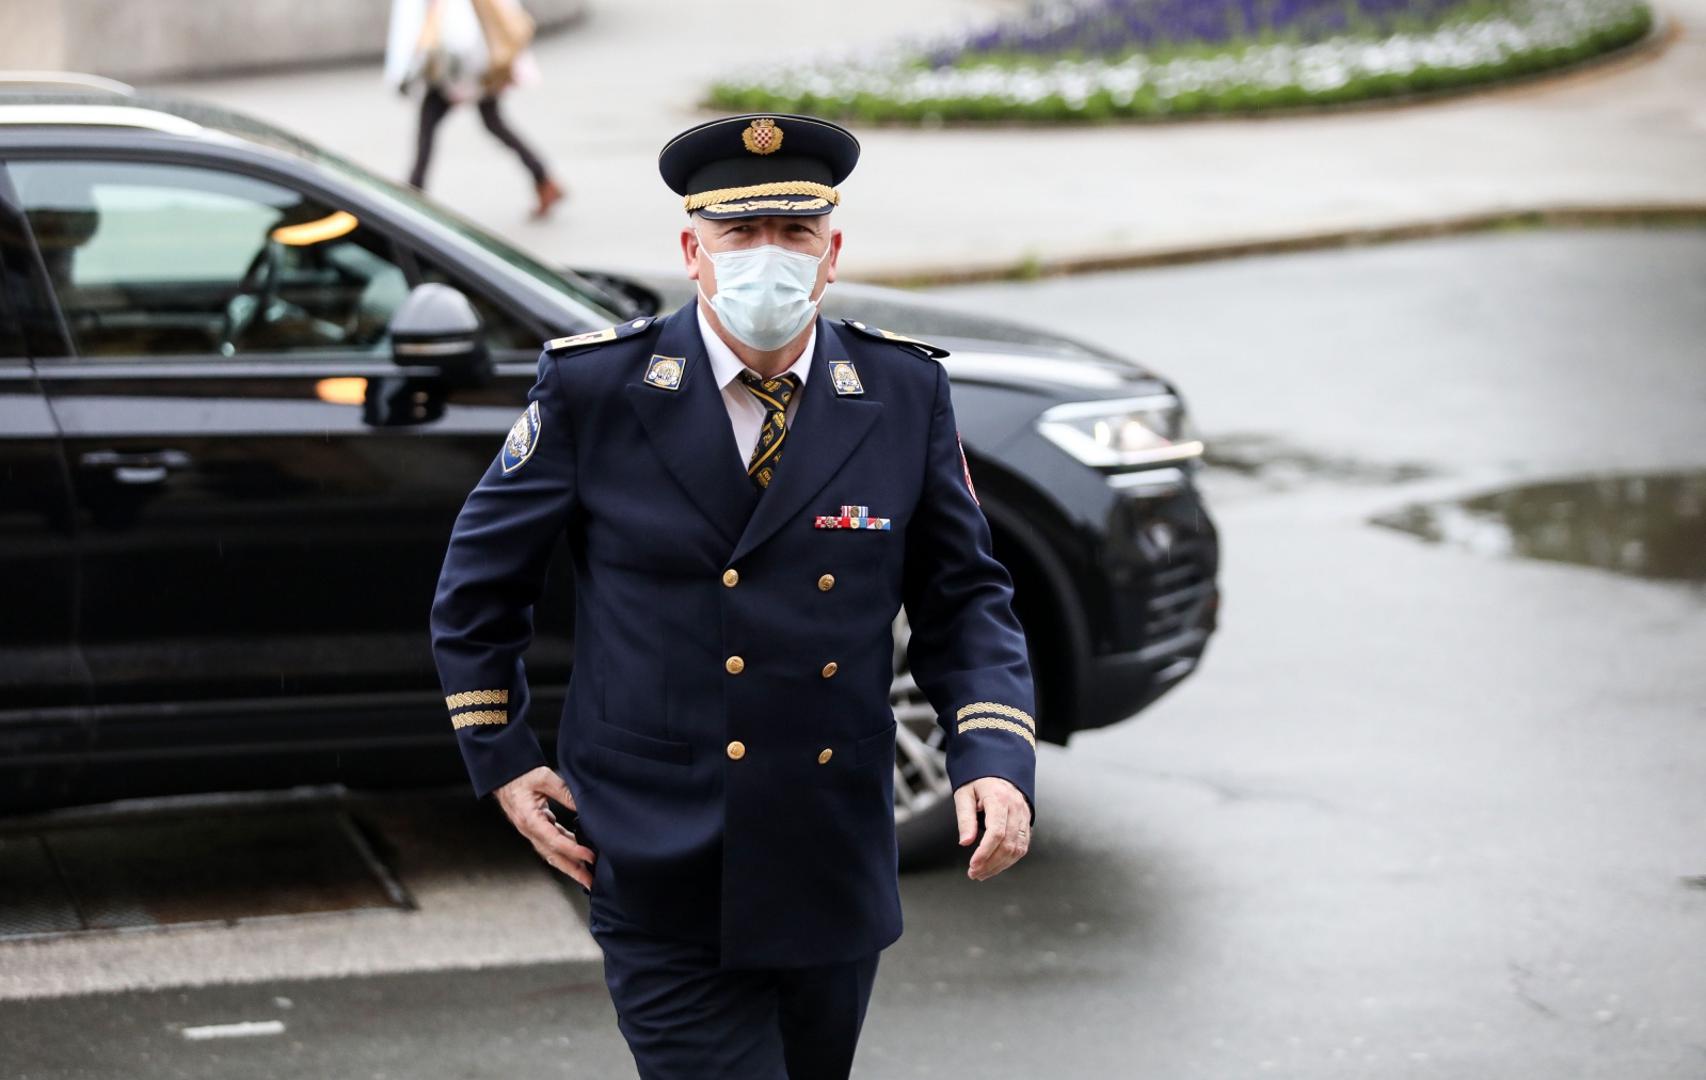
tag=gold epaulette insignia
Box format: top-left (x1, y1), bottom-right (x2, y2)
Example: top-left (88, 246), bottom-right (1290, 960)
top-left (546, 328), bottom-right (614, 351)
top-left (840, 319), bottom-right (950, 359)
top-left (545, 317), bottom-right (655, 355)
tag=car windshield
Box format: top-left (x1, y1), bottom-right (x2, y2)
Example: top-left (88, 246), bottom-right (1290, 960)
top-left (143, 95), bottom-right (630, 325)
top-left (326, 156), bottom-right (605, 301)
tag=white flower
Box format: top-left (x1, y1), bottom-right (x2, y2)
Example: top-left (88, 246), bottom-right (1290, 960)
top-left (714, 0), bottom-right (1649, 115)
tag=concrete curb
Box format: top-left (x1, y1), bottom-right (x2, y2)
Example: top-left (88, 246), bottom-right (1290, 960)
top-left (855, 205), bottom-right (1706, 287)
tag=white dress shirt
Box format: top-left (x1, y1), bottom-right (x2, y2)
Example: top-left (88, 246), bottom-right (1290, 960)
top-left (697, 304), bottom-right (815, 467)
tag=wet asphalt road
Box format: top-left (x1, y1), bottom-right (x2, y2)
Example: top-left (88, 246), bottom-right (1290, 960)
top-left (5, 229), bottom-right (1705, 1079)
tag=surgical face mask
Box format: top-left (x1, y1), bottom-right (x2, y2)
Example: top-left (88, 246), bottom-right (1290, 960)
top-left (694, 225), bottom-right (832, 351)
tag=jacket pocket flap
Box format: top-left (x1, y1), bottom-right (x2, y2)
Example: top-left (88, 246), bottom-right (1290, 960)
top-left (853, 722), bottom-right (898, 766)
top-left (591, 721), bottom-right (692, 766)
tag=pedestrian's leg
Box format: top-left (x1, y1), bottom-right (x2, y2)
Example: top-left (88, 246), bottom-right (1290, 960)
top-left (775, 951), bottom-right (882, 1080)
top-left (408, 86), bottom-right (453, 190)
top-left (590, 914), bottom-right (788, 1080)
top-left (476, 94), bottom-right (549, 183)
top-left (476, 94), bottom-right (563, 217)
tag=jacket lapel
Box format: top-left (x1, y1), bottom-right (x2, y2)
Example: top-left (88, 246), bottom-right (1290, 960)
top-left (624, 302), bottom-right (758, 549)
top-left (730, 319), bottom-right (884, 565)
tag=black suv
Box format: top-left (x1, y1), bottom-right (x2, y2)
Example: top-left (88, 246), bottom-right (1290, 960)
top-left (0, 78), bottom-right (1219, 858)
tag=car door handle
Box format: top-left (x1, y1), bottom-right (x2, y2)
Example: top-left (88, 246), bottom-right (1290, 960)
top-left (79, 449), bottom-right (193, 485)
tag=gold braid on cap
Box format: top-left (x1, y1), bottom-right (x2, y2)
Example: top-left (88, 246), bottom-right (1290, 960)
top-left (684, 181), bottom-right (840, 212)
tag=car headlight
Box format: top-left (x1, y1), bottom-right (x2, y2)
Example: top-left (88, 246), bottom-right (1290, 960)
top-left (1035, 395), bottom-right (1205, 469)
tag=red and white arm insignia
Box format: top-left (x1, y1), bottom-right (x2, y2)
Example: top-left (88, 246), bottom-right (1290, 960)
top-left (957, 432), bottom-right (979, 506)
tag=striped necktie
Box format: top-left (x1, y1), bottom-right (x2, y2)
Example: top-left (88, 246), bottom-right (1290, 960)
top-left (738, 372), bottom-right (800, 490)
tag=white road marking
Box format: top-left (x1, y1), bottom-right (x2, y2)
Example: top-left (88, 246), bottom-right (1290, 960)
top-left (179, 1020), bottom-right (287, 1041)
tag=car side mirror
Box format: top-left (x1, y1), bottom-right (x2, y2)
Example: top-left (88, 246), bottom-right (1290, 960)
top-left (389, 283), bottom-right (491, 386)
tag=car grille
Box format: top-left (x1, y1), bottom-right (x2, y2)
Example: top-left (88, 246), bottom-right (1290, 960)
top-left (1143, 537), bottom-right (1214, 644)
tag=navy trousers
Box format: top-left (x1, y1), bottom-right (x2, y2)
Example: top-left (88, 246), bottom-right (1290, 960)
top-left (589, 906), bottom-right (881, 1080)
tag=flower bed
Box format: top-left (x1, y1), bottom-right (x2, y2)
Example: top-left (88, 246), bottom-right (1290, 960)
top-left (707, 0), bottom-right (1653, 124)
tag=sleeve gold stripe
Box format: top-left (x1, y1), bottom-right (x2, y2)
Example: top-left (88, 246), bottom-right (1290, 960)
top-left (451, 710), bottom-right (508, 729)
top-left (956, 701), bottom-right (1035, 731)
top-left (445, 689), bottom-right (509, 710)
top-left (956, 717), bottom-right (1037, 749)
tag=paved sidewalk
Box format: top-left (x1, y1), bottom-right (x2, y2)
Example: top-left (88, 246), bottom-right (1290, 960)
top-left (152, 0), bottom-right (1706, 282)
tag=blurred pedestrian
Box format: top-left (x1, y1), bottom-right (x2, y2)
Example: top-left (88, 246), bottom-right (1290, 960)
top-left (385, 0), bottom-right (565, 218)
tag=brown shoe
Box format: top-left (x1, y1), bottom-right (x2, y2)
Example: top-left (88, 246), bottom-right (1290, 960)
top-left (532, 178), bottom-right (565, 219)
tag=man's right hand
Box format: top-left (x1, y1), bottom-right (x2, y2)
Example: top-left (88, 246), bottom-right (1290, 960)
top-left (494, 766), bottom-right (597, 890)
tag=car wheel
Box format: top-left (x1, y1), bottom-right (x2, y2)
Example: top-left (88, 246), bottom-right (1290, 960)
top-left (890, 611), bottom-right (961, 868)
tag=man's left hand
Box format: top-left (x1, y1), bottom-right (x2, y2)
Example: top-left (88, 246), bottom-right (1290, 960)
top-left (954, 776), bottom-right (1032, 881)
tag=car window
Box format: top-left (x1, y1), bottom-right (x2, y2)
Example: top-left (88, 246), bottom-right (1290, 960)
top-left (0, 247), bottom-right (27, 359)
top-left (302, 146), bottom-right (624, 323)
top-left (11, 159), bottom-right (414, 360)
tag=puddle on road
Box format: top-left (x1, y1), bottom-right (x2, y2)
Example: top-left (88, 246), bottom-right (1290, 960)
top-left (1371, 471), bottom-right (1706, 583)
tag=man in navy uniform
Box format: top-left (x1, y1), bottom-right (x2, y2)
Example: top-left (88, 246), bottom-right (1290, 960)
top-left (431, 113), bottom-right (1037, 1079)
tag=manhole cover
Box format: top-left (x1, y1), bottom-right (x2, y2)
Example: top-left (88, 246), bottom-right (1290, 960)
top-left (0, 807), bottom-right (410, 940)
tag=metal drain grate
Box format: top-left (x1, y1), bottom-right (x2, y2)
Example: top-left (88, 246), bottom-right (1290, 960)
top-left (0, 836), bottom-right (83, 936)
top-left (0, 807), bottom-right (411, 940)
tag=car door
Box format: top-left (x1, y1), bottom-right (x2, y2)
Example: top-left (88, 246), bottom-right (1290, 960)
top-left (0, 170), bottom-right (87, 806)
top-left (6, 152), bottom-right (554, 768)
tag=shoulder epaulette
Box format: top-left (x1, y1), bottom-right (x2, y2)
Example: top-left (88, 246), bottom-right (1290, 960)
top-left (840, 319), bottom-right (950, 359)
top-left (544, 316), bottom-right (657, 355)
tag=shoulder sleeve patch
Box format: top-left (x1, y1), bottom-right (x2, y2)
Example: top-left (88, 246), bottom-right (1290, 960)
top-left (500, 400), bottom-right (542, 474)
top-left (840, 319), bottom-right (950, 359)
top-left (545, 316), bottom-right (656, 355)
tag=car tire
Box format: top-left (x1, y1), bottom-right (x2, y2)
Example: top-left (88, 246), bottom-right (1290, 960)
top-left (890, 611), bottom-right (962, 869)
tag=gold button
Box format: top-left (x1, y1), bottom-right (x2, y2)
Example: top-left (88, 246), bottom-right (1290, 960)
top-left (821, 661), bottom-right (838, 678)
top-left (817, 748), bottom-right (833, 765)
top-left (726, 656), bottom-right (745, 675)
top-left (817, 574), bottom-right (835, 592)
top-left (727, 741), bottom-right (746, 761)
top-left (722, 568), bottom-right (739, 587)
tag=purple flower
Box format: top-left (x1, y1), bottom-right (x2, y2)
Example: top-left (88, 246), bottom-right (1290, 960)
top-left (925, 0), bottom-right (1478, 67)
